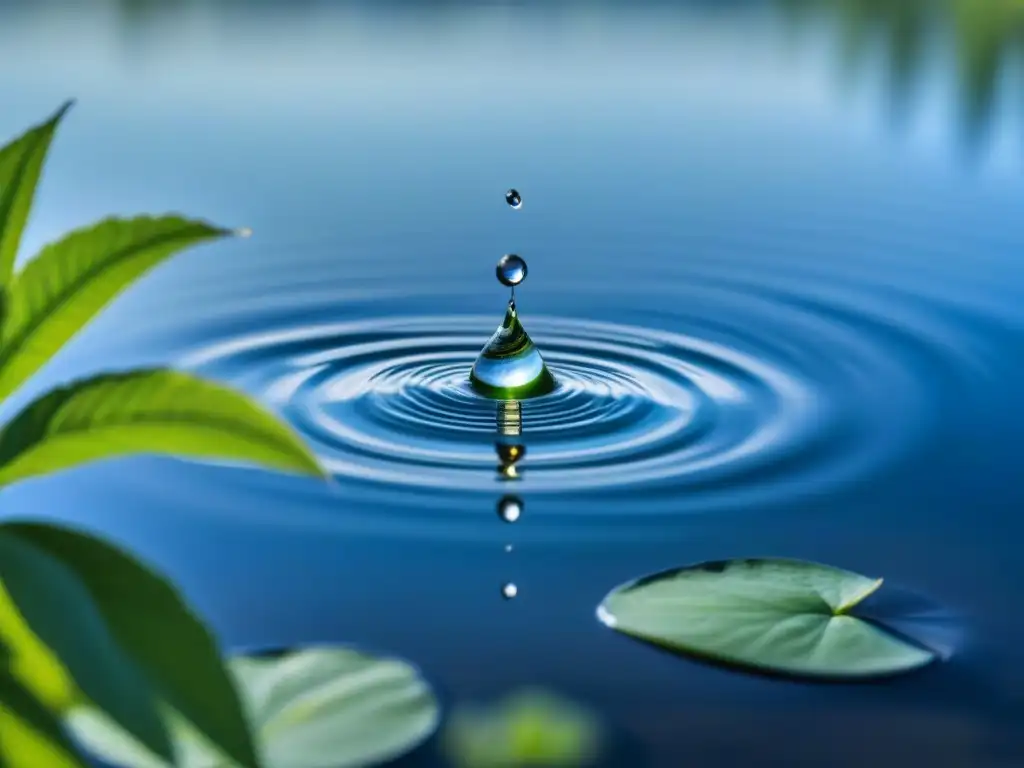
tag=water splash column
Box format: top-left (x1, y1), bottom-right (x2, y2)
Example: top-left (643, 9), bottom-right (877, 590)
top-left (469, 189), bottom-right (556, 399)
top-left (496, 399), bottom-right (524, 600)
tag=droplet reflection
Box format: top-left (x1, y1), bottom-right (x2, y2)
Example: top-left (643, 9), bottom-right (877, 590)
top-left (497, 400), bottom-right (522, 436)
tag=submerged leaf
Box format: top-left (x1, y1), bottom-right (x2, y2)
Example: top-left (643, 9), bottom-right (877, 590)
top-left (0, 531), bottom-right (173, 763)
top-left (0, 215), bottom-right (231, 403)
top-left (597, 558), bottom-right (937, 679)
top-left (0, 368), bottom-right (324, 486)
top-left (0, 101), bottom-right (72, 287)
top-left (2, 522), bottom-right (260, 768)
top-left (443, 689), bottom-right (603, 768)
top-left (68, 646), bottom-right (440, 768)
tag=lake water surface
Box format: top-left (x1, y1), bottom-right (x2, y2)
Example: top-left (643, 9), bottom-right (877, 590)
top-left (3, 2), bottom-right (1024, 765)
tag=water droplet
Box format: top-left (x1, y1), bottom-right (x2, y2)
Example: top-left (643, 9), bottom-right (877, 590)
top-left (496, 254), bottom-right (527, 287)
top-left (498, 495), bottom-right (522, 522)
top-left (505, 188), bottom-right (522, 209)
top-left (502, 583), bottom-right (518, 599)
top-left (505, 544), bottom-right (513, 553)
top-left (234, 227), bottom-right (253, 238)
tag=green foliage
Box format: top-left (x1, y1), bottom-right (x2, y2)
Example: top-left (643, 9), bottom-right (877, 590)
top-left (0, 101), bottom-right (71, 288)
top-left (2, 522), bottom-right (261, 768)
top-left (0, 104), bottom-right (330, 766)
top-left (443, 690), bottom-right (603, 768)
top-left (597, 557), bottom-right (937, 679)
top-left (0, 215), bottom-right (231, 404)
top-left (0, 669), bottom-right (89, 768)
top-left (0, 529), bottom-right (173, 762)
top-left (0, 369), bottom-right (325, 486)
top-left (68, 647), bottom-right (441, 768)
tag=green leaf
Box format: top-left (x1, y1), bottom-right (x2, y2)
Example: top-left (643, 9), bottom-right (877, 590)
top-left (68, 646), bottom-right (441, 768)
top-left (597, 557), bottom-right (937, 680)
top-left (0, 368), bottom-right (324, 486)
top-left (0, 672), bottom-right (89, 768)
top-left (2, 522), bottom-right (260, 768)
top-left (442, 690), bottom-right (603, 768)
top-left (0, 101), bottom-right (73, 288)
top-left (0, 531), bottom-right (173, 762)
top-left (0, 215), bottom-right (232, 403)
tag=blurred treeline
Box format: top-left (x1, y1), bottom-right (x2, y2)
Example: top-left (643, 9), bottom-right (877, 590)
top-left (105, 0), bottom-right (1024, 150)
top-left (778, 0), bottom-right (1024, 146)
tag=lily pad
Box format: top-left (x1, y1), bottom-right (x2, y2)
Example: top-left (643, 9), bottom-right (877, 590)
top-left (67, 646), bottom-right (440, 768)
top-left (442, 689), bottom-right (602, 768)
top-left (596, 558), bottom-right (938, 680)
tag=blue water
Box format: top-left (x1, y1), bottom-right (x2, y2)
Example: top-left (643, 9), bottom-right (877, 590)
top-left (3, 2), bottom-right (1024, 765)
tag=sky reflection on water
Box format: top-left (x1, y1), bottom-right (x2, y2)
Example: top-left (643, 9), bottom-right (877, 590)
top-left (2, 2), bottom-right (1024, 766)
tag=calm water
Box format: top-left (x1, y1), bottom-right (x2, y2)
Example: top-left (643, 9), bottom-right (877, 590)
top-left (3, 2), bottom-right (1024, 765)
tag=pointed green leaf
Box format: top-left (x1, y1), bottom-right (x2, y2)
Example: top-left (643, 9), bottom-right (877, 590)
top-left (0, 673), bottom-right (89, 768)
top-left (2, 522), bottom-right (260, 768)
top-left (0, 215), bottom-right (232, 403)
top-left (0, 101), bottom-right (73, 287)
top-left (0, 531), bottom-right (173, 762)
top-left (68, 646), bottom-right (441, 768)
top-left (0, 368), bottom-right (324, 486)
top-left (597, 557), bottom-right (937, 680)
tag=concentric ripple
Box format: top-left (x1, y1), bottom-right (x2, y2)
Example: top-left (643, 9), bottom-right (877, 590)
top-left (179, 289), bottom-right (946, 501)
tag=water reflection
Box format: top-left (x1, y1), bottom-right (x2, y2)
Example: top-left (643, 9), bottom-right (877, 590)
top-left (496, 401), bottom-right (524, 600)
top-left (95, 0), bottom-right (1024, 155)
top-left (780, 0), bottom-right (1024, 149)
top-left (497, 496), bottom-right (522, 523)
top-left (496, 400), bottom-right (526, 481)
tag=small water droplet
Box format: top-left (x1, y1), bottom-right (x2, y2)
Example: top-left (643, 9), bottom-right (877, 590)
top-left (502, 583), bottom-right (518, 599)
top-left (505, 188), bottom-right (522, 209)
top-left (234, 227), bottom-right (253, 238)
top-left (505, 544), bottom-right (513, 553)
top-left (497, 254), bottom-right (527, 287)
top-left (498, 495), bottom-right (522, 522)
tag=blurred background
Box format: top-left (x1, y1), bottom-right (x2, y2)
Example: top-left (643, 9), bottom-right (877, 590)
top-left (2, 1), bottom-right (1024, 766)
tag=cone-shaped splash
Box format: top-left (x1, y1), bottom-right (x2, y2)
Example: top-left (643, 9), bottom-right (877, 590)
top-left (470, 299), bottom-right (556, 399)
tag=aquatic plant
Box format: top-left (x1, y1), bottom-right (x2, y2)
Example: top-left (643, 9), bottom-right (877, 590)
top-left (442, 689), bottom-right (603, 768)
top-left (68, 646), bottom-right (440, 768)
top-left (0, 102), bottom-right (338, 766)
top-left (597, 557), bottom-right (937, 680)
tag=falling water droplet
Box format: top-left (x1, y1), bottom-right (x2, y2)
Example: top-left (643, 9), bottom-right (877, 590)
top-left (498, 496), bottom-right (522, 523)
top-left (496, 254), bottom-right (527, 287)
top-left (502, 583), bottom-right (518, 600)
top-left (505, 188), bottom-right (522, 209)
top-left (505, 544), bottom-right (513, 553)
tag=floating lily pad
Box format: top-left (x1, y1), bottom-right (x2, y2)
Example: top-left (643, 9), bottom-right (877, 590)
top-left (442, 689), bottom-right (602, 768)
top-left (67, 646), bottom-right (440, 768)
top-left (597, 558), bottom-right (938, 680)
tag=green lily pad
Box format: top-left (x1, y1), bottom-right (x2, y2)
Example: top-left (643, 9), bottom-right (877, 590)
top-left (66, 646), bottom-right (440, 768)
top-left (597, 558), bottom-right (938, 680)
top-left (442, 689), bottom-right (602, 767)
